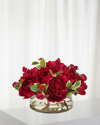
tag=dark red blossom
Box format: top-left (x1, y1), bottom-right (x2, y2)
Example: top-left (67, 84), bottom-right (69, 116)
top-left (18, 67), bottom-right (39, 99)
top-left (12, 58), bottom-right (87, 100)
top-left (37, 67), bottom-right (52, 84)
top-left (18, 79), bottom-right (35, 99)
top-left (46, 58), bottom-right (63, 73)
top-left (46, 78), bottom-right (68, 102)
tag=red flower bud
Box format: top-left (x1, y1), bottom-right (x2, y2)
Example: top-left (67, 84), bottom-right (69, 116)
top-left (37, 92), bottom-right (45, 99)
top-left (38, 58), bottom-right (43, 60)
top-left (52, 73), bottom-right (56, 77)
top-left (37, 86), bottom-right (39, 89)
top-left (38, 83), bottom-right (41, 86)
top-left (18, 84), bottom-right (21, 88)
top-left (41, 86), bottom-right (45, 91)
top-left (12, 82), bottom-right (17, 87)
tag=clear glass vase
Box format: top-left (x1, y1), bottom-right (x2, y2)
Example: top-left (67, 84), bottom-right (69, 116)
top-left (30, 95), bottom-right (73, 113)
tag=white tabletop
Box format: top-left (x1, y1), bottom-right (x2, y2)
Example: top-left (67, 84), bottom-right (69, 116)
top-left (1, 98), bottom-right (100, 125)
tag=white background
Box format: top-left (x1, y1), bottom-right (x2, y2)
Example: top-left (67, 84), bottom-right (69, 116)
top-left (0, 0), bottom-right (100, 110)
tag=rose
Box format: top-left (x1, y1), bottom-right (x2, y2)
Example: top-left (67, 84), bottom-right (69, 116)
top-left (72, 73), bottom-right (87, 95)
top-left (77, 86), bottom-right (86, 95)
top-left (77, 82), bottom-right (87, 95)
top-left (36, 92), bottom-right (45, 99)
top-left (46, 77), bottom-right (68, 102)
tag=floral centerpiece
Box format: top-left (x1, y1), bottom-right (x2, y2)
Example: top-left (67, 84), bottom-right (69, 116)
top-left (12, 58), bottom-right (87, 113)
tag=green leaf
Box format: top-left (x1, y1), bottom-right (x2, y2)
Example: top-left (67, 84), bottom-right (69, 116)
top-left (49, 69), bottom-right (53, 75)
top-left (66, 80), bottom-right (72, 90)
top-left (75, 90), bottom-right (79, 94)
top-left (75, 72), bottom-right (80, 75)
top-left (74, 81), bottom-right (81, 89)
top-left (45, 95), bottom-right (49, 97)
top-left (36, 65), bottom-right (41, 70)
top-left (34, 83), bottom-right (39, 88)
top-left (43, 62), bottom-right (46, 67)
top-left (40, 59), bottom-right (46, 67)
top-left (67, 92), bottom-right (72, 97)
top-left (41, 83), bottom-right (46, 86)
top-left (56, 71), bottom-right (62, 77)
top-left (14, 80), bottom-right (24, 90)
top-left (32, 61), bottom-right (39, 65)
top-left (19, 79), bottom-right (24, 83)
top-left (71, 81), bottom-right (81, 90)
top-left (71, 91), bottom-right (76, 94)
top-left (44, 84), bottom-right (49, 93)
top-left (71, 90), bottom-right (79, 94)
top-left (14, 84), bottom-right (20, 90)
top-left (30, 85), bottom-right (38, 92)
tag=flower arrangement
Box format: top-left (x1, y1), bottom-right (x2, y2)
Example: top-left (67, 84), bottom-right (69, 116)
top-left (12, 58), bottom-right (87, 103)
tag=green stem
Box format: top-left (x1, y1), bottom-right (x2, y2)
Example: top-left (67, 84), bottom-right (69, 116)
top-left (64, 100), bottom-right (68, 109)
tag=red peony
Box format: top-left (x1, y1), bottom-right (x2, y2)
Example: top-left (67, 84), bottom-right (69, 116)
top-left (46, 77), bottom-right (68, 102)
top-left (18, 79), bottom-right (35, 99)
top-left (46, 58), bottom-right (63, 73)
top-left (19, 86), bottom-right (35, 99)
top-left (37, 67), bottom-right (52, 84)
top-left (18, 67), bottom-right (39, 99)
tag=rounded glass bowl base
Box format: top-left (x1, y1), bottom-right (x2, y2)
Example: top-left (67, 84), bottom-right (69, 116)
top-left (30, 96), bottom-right (73, 113)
